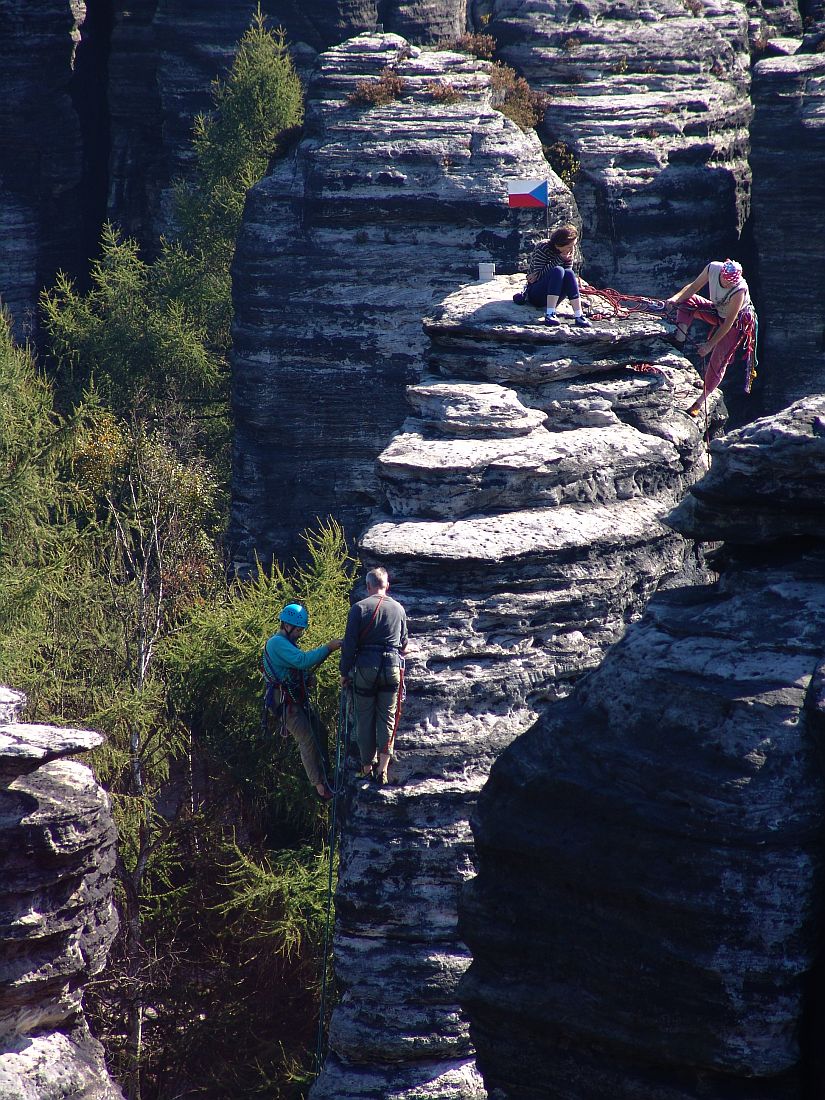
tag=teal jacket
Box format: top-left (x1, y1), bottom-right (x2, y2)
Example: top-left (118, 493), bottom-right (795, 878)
top-left (263, 632), bottom-right (332, 685)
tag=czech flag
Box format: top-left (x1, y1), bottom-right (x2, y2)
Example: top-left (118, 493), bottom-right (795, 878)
top-left (507, 179), bottom-right (549, 208)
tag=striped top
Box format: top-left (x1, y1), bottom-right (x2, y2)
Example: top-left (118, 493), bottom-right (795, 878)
top-left (527, 241), bottom-right (581, 278)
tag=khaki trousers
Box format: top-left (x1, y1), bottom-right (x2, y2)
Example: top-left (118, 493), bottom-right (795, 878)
top-left (352, 664), bottom-right (400, 766)
top-left (277, 701), bottom-right (325, 787)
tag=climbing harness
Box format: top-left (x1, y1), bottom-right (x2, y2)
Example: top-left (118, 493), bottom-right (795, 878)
top-left (261, 646), bottom-right (335, 790)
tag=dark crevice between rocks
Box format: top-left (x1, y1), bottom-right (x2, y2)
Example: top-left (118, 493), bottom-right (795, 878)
top-left (800, 658), bottom-right (825, 1099)
top-left (69, 0), bottom-right (114, 292)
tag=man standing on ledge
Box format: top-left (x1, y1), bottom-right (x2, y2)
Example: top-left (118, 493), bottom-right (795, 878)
top-left (340, 567), bottom-right (408, 785)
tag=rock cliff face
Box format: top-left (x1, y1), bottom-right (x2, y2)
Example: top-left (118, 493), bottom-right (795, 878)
top-left (487, 0), bottom-right (755, 296)
top-left (229, 32), bottom-right (576, 565)
top-left (106, 1), bottom-right (468, 247)
top-left (0, 688), bottom-right (122, 1100)
top-left (311, 276), bottom-right (716, 1098)
top-left (0, 1), bottom-right (85, 334)
top-left (460, 394), bottom-right (825, 1099)
top-left (749, 46), bottom-right (825, 417)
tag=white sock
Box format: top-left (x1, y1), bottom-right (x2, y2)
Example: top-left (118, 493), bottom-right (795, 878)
top-left (545, 307), bottom-right (556, 317)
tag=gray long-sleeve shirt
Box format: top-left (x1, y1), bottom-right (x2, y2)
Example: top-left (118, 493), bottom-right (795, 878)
top-left (340, 593), bottom-right (408, 677)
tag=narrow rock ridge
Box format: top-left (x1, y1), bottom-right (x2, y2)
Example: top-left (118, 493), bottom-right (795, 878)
top-left (230, 32), bottom-right (576, 565)
top-left (0, 689), bottom-right (122, 1100)
top-left (488, 0), bottom-right (755, 295)
top-left (311, 277), bottom-right (716, 1098)
top-left (750, 46), bottom-right (825, 416)
top-left (460, 393), bottom-right (825, 1099)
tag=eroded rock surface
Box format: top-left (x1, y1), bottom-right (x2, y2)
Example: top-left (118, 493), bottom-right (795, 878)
top-left (0, 690), bottom-right (121, 1100)
top-left (460, 393), bottom-right (825, 1099)
top-left (488, 0), bottom-right (754, 295)
top-left (311, 276), bottom-right (715, 1098)
top-left (750, 47), bottom-right (825, 416)
top-left (230, 33), bottom-right (576, 564)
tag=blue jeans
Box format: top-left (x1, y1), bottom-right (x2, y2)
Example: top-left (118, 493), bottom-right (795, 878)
top-left (527, 265), bottom-right (580, 308)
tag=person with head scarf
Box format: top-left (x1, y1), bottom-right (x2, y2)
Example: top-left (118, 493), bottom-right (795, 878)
top-left (666, 259), bottom-right (757, 417)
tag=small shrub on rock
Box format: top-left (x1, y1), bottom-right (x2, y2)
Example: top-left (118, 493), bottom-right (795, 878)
top-left (440, 32), bottom-right (496, 59)
top-left (347, 67), bottom-right (406, 107)
top-left (425, 79), bottom-right (465, 104)
top-left (491, 62), bottom-right (551, 131)
top-left (544, 141), bottom-right (581, 188)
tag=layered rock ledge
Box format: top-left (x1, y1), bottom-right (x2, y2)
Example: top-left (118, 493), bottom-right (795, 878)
top-left (106, 1), bottom-right (469, 245)
top-left (460, 393), bottom-right (825, 1099)
top-left (0, 689), bottom-right (121, 1100)
top-left (312, 277), bottom-right (716, 1098)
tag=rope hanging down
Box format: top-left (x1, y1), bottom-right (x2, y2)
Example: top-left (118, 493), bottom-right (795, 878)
top-left (313, 687), bottom-right (354, 1076)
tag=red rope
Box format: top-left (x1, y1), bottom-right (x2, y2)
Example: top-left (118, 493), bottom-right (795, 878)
top-left (581, 284), bottom-right (670, 321)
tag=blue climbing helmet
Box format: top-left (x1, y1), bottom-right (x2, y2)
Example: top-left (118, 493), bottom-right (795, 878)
top-left (279, 603), bottom-right (309, 629)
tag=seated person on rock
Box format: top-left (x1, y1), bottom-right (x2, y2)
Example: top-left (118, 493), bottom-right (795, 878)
top-left (514, 223), bottom-right (592, 328)
top-left (666, 259), bottom-right (757, 418)
top-left (263, 603), bottom-right (343, 801)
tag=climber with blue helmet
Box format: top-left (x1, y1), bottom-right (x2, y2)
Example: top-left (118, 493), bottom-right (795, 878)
top-left (263, 603), bottom-right (343, 801)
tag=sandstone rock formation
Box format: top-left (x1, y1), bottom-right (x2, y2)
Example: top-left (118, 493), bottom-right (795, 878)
top-left (460, 393), bottom-right (825, 1099)
top-left (229, 32), bottom-right (576, 565)
top-left (488, 0), bottom-right (755, 296)
top-left (750, 45), bottom-right (825, 417)
top-left (106, 1), bottom-right (469, 247)
top-left (0, 1), bottom-right (86, 334)
top-left (0, 688), bottom-right (122, 1100)
top-left (311, 275), bottom-right (716, 1098)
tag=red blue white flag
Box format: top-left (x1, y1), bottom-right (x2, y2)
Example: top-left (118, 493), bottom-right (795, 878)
top-left (507, 179), bottom-right (549, 208)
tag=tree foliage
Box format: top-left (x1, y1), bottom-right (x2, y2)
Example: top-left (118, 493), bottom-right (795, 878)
top-left (0, 8), bottom-right (355, 1099)
top-left (174, 7), bottom-right (304, 268)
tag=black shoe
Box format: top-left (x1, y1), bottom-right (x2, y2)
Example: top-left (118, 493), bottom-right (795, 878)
top-left (574, 315), bottom-right (592, 328)
top-left (513, 291), bottom-right (527, 304)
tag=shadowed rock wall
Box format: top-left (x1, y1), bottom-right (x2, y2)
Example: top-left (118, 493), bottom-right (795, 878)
top-left (229, 32), bottom-right (576, 565)
top-left (311, 277), bottom-right (716, 1098)
top-left (750, 46), bottom-right (825, 417)
top-left (460, 394), bottom-right (825, 1099)
top-left (0, 688), bottom-right (122, 1100)
top-left (0, 1), bottom-right (85, 335)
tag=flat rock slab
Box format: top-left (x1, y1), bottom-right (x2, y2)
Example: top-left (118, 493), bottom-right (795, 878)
top-left (363, 496), bottom-right (674, 562)
top-left (405, 382), bottom-right (546, 437)
top-left (0, 725), bottom-right (104, 784)
top-left (425, 275), bottom-right (668, 346)
top-left (379, 422), bottom-right (682, 517)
